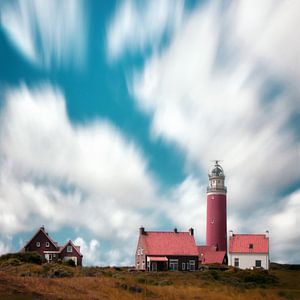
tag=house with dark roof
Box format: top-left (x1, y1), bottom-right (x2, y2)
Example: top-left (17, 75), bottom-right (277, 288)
top-left (135, 227), bottom-right (199, 271)
top-left (228, 231), bottom-right (269, 269)
top-left (21, 226), bottom-right (83, 266)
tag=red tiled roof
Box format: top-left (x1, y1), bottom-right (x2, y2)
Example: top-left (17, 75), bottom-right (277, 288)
top-left (229, 234), bottom-right (269, 254)
top-left (197, 246), bottom-right (225, 264)
top-left (141, 231), bottom-right (198, 256)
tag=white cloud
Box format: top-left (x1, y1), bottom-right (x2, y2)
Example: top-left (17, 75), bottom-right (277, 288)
top-left (106, 0), bottom-right (185, 60)
top-left (163, 176), bottom-right (206, 245)
top-left (0, 236), bottom-right (11, 256)
top-left (131, 1), bottom-right (300, 262)
top-left (74, 237), bottom-right (100, 266)
top-left (0, 84), bottom-right (159, 264)
top-left (0, 0), bottom-right (86, 69)
top-left (268, 190), bottom-right (300, 263)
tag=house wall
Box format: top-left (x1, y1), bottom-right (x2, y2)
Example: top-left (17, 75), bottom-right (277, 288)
top-left (60, 244), bottom-right (82, 266)
top-left (228, 253), bottom-right (269, 270)
top-left (146, 255), bottom-right (198, 271)
top-left (135, 239), bottom-right (146, 270)
top-left (25, 230), bottom-right (57, 258)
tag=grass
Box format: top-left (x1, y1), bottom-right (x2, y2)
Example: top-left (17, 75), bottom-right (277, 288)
top-left (0, 259), bottom-right (299, 300)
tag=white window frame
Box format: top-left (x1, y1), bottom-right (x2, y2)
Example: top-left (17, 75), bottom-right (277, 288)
top-left (182, 263), bottom-right (186, 270)
top-left (36, 242), bottom-right (40, 247)
top-left (151, 262), bottom-right (157, 271)
top-left (46, 242), bottom-right (50, 248)
top-left (48, 254), bottom-right (52, 261)
top-left (67, 245), bottom-right (72, 253)
top-left (234, 257), bottom-right (239, 267)
top-left (186, 262), bottom-right (190, 270)
top-left (255, 260), bottom-right (262, 267)
top-left (137, 248), bottom-right (140, 255)
top-left (141, 248), bottom-right (144, 255)
top-left (169, 259), bottom-right (178, 271)
top-left (189, 260), bottom-right (195, 271)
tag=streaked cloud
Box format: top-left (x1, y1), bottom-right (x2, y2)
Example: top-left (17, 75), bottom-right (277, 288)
top-left (0, 84), bottom-right (158, 264)
top-left (106, 0), bottom-right (185, 60)
top-left (130, 0), bottom-right (300, 262)
top-left (0, 0), bottom-right (87, 69)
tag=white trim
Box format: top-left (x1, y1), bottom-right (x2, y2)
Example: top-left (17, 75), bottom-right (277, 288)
top-left (207, 192), bottom-right (226, 196)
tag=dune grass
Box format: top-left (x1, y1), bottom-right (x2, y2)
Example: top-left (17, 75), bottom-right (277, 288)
top-left (0, 259), bottom-right (299, 300)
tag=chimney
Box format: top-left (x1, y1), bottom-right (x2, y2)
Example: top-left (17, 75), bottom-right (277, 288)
top-left (189, 228), bottom-right (194, 236)
top-left (229, 230), bottom-right (233, 237)
top-left (139, 226), bottom-right (145, 235)
top-left (265, 230), bottom-right (269, 238)
top-left (174, 228), bottom-right (178, 233)
top-left (41, 225), bottom-right (45, 231)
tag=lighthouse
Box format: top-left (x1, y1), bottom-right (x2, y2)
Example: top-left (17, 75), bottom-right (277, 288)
top-left (206, 161), bottom-right (227, 252)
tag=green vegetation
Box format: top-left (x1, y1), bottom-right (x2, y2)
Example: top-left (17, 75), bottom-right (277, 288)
top-left (0, 255), bottom-right (299, 300)
top-left (0, 252), bottom-right (45, 265)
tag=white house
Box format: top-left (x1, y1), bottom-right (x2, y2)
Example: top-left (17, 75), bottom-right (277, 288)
top-left (228, 232), bottom-right (269, 270)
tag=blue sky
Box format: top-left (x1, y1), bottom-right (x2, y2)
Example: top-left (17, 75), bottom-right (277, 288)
top-left (0, 0), bottom-right (299, 265)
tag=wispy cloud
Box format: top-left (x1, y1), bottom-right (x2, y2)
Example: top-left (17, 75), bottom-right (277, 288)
top-left (0, 84), bottom-right (159, 264)
top-left (74, 237), bottom-right (101, 266)
top-left (130, 1), bottom-right (300, 262)
top-left (106, 0), bottom-right (185, 61)
top-left (0, 0), bottom-right (87, 69)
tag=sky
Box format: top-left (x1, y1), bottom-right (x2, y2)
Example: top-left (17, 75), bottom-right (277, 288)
top-left (0, 0), bottom-right (299, 266)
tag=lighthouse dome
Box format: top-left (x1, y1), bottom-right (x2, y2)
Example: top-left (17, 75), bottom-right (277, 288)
top-left (210, 162), bottom-right (224, 177)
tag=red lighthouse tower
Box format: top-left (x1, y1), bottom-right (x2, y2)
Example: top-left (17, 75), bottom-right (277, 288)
top-left (206, 161), bottom-right (227, 252)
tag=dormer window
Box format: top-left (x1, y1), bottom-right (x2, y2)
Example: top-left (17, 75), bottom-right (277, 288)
top-left (249, 243), bottom-right (253, 249)
top-left (36, 242), bottom-right (40, 247)
top-left (46, 242), bottom-right (50, 248)
top-left (67, 245), bottom-right (72, 252)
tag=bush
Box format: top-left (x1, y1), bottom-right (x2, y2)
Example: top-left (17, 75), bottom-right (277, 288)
top-left (0, 252), bottom-right (45, 265)
top-left (64, 259), bottom-right (76, 267)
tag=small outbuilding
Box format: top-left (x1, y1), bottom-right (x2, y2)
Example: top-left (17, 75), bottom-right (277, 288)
top-left (228, 232), bottom-right (269, 270)
top-left (135, 227), bottom-right (199, 271)
top-left (198, 245), bottom-right (226, 265)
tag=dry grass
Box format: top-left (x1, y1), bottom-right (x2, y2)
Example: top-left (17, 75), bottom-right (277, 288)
top-left (0, 263), bottom-right (299, 300)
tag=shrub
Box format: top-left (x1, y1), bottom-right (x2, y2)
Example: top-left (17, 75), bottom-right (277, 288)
top-left (0, 252), bottom-right (45, 265)
top-left (64, 259), bottom-right (76, 267)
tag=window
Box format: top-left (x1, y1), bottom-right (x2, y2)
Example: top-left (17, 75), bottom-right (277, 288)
top-left (169, 259), bottom-right (178, 271)
top-left (141, 248), bottom-right (144, 255)
top-left (249, 243), bottom-right (253, 249)
top-left (182, 263), bottom-right (186, 270)
top-left (137, 248), bottom-right (140, 255)
top-left (186, 262), bottom-right (190, 270)
top-left (255, 260), bottom-right (262, 267)
top-left (36, 242), bottom-right (40, 247)
top-left (234, 258), bottom-right (239, 267)
top-left (67, 245), bottom-right (72, 252)
top-left (189, 260), bottom-right (195, 271)
top-left (151, 262), bottom-right (157, 271)
top-left (53, 254), bottom-right (56, 258)
top-left (46, 242), bottom-right (50, 248)
top-left (48, 254), bottom-right (52, 261)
